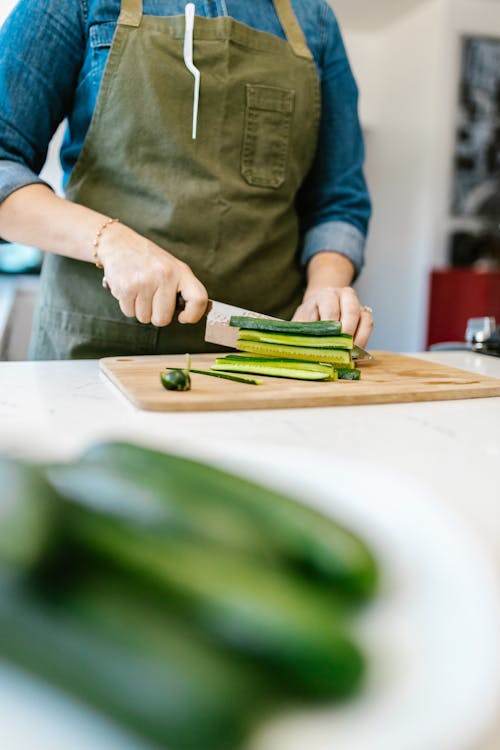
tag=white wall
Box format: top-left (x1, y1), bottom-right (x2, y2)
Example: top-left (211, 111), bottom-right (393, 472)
top-left (349, 0), bottom-right (445, 351)
top-left (331, 0), bottom-right (430, 31)
top-left (0, 0), bottom-right (17, 23)
top-left (341, 32), bottom-right (381, 130)
top-left (341, 0), bottom-right (500, 352)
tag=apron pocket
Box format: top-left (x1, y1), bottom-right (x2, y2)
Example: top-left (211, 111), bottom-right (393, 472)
top-left (241, 84), bottom-right (295, 189)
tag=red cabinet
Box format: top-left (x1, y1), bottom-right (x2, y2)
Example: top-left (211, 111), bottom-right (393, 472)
top-left (426, 269), bottom-right (500, 348)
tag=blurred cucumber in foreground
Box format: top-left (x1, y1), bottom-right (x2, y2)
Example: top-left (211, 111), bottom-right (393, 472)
top-left (0, 460), bottom-right (267, 749)
top-left (75, 518), bottom-right (365, 698)
top-left (51, 441), bottom-right (378, 601)
top-left (0, 575), bottom-right (264, 750)
top-left (0, 444), bottom-right (380, 750)
top-left (1, 458), bottom-right (365, 699)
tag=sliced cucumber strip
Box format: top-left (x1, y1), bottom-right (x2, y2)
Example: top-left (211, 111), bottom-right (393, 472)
top-left (239, 330), bottom-right (353, 350)
top-left (215, 355), bottom-right (335, 374)
top-left (190, 368), bottom-right (263, 385)
top-left (236, 339), bottom-right (353, 366)
top-left (212, 363), bottom-right (333, 381)
top-left (230, 317), bottom-right (342, 336)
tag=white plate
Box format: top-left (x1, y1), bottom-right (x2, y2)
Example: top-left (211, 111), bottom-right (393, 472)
top-left (203, 445), bottom-right (500, 750)
top-left (1, 442), bottom-right (500, 750)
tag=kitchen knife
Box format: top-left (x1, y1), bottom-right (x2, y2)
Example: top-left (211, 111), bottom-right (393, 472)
top-left (201, 297), bottom-right (373, 362)
top-left (103, 287), bottom-right (373, 361)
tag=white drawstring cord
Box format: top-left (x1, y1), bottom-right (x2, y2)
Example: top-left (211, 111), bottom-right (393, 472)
top-left (183, 3), bottom-right (200, 140)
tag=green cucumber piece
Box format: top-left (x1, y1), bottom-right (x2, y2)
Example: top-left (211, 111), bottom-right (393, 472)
top-left (215, 355), bottom-right (336, 376)
top-left (0, 458), bottom-right (58, 572)
top-left (237, 339), bottom-right (353, 365)
top-left (239, 329), bottom-right (354, 350)
top-left (336, 368), bottom-right (362, 380)
top-left (1, 453), bottom-right (368, 700)
top-left (230, 317), bottom-right (342, 336)
top-left (75, 442), bottom-right (379, 601)
top-left (47, 461), bottom-right (276, 559)
top-left (161, 369), bottom-right (191, 391)
top-left (212, 362), bottom-right (332, 381)
top-left (216, 355), bottom-right (333, 368)
top-left (74, 521), bottom-right (365, 699)
top-left (189, 368), bottom-right (263, 385)
top-left (0, 576), bottom-right (265, 750)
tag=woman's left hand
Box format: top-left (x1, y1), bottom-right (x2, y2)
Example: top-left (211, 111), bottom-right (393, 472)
top-left (292, 286), bottom-right (373, 348)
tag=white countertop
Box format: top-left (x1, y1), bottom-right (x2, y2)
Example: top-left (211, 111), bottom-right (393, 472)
top-left (1, 350), bottom-right (499, 551)
top-left (1, 350), bottom-right (500, 749)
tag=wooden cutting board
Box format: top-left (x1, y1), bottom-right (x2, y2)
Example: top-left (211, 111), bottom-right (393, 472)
top-left (100, 352), bottom-right (500, 412)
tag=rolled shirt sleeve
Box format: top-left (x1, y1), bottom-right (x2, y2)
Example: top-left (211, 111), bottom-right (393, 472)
top-left (0, 160), bottom-right (52, 203)
top-left (298, 4), bottom-right (371, 278)
top-left (301, 220), bottom-right (366, 275)
top-left (0, 0), bottom-right (85, 204)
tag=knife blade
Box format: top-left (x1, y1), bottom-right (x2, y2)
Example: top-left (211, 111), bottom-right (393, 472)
top-left (201, 297), bottom-right (373, 362)
top-left (204, 299), bottom-right (276, 349)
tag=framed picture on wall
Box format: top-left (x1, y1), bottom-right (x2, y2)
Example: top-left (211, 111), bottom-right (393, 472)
top-left (451, 35), bottom-right (500, 219)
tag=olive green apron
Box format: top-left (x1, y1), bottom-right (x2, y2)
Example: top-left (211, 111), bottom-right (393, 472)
top-left (29, 0), bottom-right (321, 359)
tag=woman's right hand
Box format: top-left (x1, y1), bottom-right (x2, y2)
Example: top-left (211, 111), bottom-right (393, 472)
top-left (98, 222), bottom-right (208, 328)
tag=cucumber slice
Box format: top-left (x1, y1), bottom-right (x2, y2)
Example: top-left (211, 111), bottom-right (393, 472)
top-left (190, 368), bottom-right (263, 385)
top-left (161, 370), bottom-right (191, 391)
top-left (336, 368), bottom-right (362, 380)
top-left (239, 330), bottom-right (353, 350)
top-left (215, 355), bottom-right (335, 373)
top-left (236, 339), bottom-right (353, 366)
top-left (212, 363), bottom-right (332, 381)
top-left (230, 317), bottom-right (342, 336)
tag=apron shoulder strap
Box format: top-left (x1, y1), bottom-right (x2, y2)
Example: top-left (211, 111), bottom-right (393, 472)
top-left (118, 0), bottom-right (142, 27)
top-left (273, 0), bottom-right (313, 60)
top-left (118, 1), bottom-right (313, 59)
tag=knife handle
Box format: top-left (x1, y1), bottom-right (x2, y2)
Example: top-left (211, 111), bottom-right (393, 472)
top-left (176, 292), bottom-right (186, 312)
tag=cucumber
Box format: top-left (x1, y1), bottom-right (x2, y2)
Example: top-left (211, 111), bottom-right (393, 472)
top-left (189, 368), bottom-right (263, 385)
top-left (336, 368), bottom-right (362, 380)
top-left (236, 338), bottom-right (353, 366)
top-left (0, 575), bottom-right (265, 750)
top-left (75, 442), bottom-right (378, 600)
top-left (0, 458), bottom-right (58, 572)
top-left (230, 317), bottom-right (342, 336)
top-left (216, 355), bottom-right (334, 371)
top-left (213, 356), bottom-right (337, 381)
top-left (212, 362), bottom-right (333, 381)
top-left (71, 518), bottom-right (365, 699)
top-left (47, 461), bottom-right (277, 560)
top-left (161, 369), bottom-right (191, 391)
top-left (239, 330), bottom-right (354, 350)
top-left (1, 458), bottom-right (366, 699)
top-left (0, 451), bottom-right (374, 746)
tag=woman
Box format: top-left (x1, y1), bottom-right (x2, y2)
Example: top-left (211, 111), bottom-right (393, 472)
top-left (0, 0), bottom-right (373, 359)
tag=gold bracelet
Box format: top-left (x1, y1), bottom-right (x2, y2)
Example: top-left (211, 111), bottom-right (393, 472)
top-left (92, 217), bottom-right (120, 269)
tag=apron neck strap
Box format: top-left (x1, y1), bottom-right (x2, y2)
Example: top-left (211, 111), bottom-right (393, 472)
top-left (117, 0), bottom-right (313, 60)
top-left (118, 0), bottom-right (142, 27)
top-left (272, 0), bottom-right (313, 60)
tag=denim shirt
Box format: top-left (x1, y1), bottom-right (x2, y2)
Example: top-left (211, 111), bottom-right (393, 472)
top-left (0, 0), bottom-right (371, 275)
